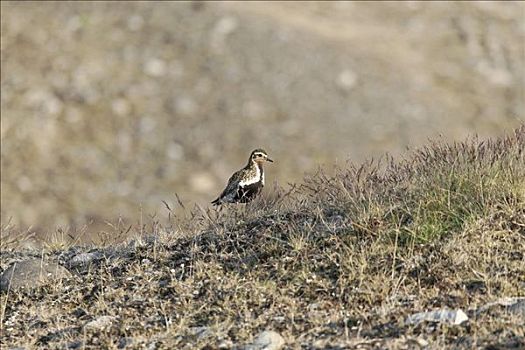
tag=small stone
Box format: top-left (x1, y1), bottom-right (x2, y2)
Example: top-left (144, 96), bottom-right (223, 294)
top-left (243, 330), bottom-right (285, 350)
top-left (188, 326), bottom-right (211, 339)
top-left (476, 297), bottom-right (525, 318)
top-left (84, 316), bottom-right (115, 331)
top-left (336, 69), bottom-right (358, 91)
top-left (0, 259), bottom-right (71, 292)
top-left (273, 316), bottom-right (285, 323)
top-left (111, 98), bottom-right (131, 116)
top-left (144, 58), bottom-right (167, 77)
top-left (218, 339), bottom-right (233, 349)
top-left (69, 252), bottom-right (104, 269)
top-left (174, 96), bottom-right (197, 116)
top-left (405, 309), bottom-right (468, 325)
top-left (214, 16), bottom-right (238, 36)
top-left (16, 176), bottom-right (33, 192)
top-left (118, 337), bottom-right (134, 349)
top-left (210, 16), bottom-right (239, 53)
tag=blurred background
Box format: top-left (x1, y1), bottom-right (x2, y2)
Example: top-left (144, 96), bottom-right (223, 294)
top-left (1, 1), bottom-right (524, 236)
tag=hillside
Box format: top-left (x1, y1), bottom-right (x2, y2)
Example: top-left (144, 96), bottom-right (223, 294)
top-left (1, 1), bottom-right (524, 233)
top-left (1, 127), bottom-right (524, 349)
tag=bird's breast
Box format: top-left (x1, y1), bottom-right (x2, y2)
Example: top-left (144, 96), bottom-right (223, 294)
top-left (239, 164), bottom-right (263, 187)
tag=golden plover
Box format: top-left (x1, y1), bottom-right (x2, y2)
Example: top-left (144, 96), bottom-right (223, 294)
top-left (211, 149), bottom-right (273, 205)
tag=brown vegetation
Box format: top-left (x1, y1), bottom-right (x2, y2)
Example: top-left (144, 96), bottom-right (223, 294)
top-left (1, 127), bottom-right (524, 349)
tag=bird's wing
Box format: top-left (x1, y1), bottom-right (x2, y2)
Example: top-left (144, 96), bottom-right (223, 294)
top-left (218, 170), bottom-right (244, 200)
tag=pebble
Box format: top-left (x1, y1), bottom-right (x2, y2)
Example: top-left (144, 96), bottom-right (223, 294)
top-left (243, 330), bottom-right (285, 350)
top-left (211, 16), bottom-right (239, 53)
top-left (118, 337), bottom-right (135, 349)
top-left (336, 69), bottom-right (358, 91)
top-left (84, 316), bottom-right (115, 331)
top-left (69, 251), bottom-right (104, 269)
top-left (174, 96), bottom-right (197, 116)
top-left (144, 58), bottom-right (167, 77)
top-left (406, 309), bottom-right (468, 325)
top-left (111, 98), bottom-right (131, 116)
top-left (476, 297), bottom-right (525, 319)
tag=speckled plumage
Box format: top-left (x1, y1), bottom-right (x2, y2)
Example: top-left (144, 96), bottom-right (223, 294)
top-left (211, 149), bottom-right (273, 205)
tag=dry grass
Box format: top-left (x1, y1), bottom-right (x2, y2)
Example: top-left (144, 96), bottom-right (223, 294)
top-left (1, 127), bottom-right (524, 349)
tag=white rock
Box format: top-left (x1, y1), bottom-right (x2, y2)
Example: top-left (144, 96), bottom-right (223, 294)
top-left (69, 252), bottom-right (103, 268)
top-left (406, 309), bottom-right (468, 325)
top-left (174, 96), bottom-right (197, 116)
top-left (210, 16), bottom-right (239, 53)
top-left (16, 176), bottom-right (33, 192)
top-left (111, 98), bottom-right (131, 116)
top-left (476, 297), bottom-right (525, 317)
top-left (214, 16), bottom-right (238, 36)
top-left (144, 58), bottom-right (167, 77)
top-left (84, 316), bottom-right (115, 331)
top-left (218, 339), bottom-right (233, 349)
top-left (244, 330), bottom-right (285, 350)
top-left (336, 69), bottom-right (358, 91)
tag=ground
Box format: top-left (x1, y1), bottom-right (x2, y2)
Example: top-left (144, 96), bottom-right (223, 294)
top-left (1, 127), bottom-right (524, 349)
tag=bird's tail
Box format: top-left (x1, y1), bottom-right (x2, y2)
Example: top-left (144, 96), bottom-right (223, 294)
top-left (211, 197), bottom-right (221, 206)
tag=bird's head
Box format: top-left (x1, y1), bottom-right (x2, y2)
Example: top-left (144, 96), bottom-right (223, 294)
top-left (250, 148), bottom-right (273, 164)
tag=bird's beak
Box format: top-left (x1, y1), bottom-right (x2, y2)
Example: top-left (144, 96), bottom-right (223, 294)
top-left (266, 157), bottom-right (274, 162)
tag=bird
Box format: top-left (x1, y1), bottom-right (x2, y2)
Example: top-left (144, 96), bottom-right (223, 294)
top-left (211, 148), bottom-right (273, 205)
